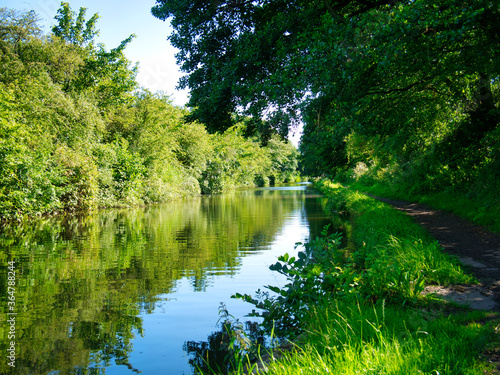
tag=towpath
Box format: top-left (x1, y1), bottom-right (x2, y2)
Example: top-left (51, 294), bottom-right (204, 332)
top-left (371, 195), bottom-right (500, 311)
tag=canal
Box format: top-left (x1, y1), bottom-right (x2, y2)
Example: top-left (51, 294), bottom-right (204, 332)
top-left (0, 182), bottom-right (332, 374)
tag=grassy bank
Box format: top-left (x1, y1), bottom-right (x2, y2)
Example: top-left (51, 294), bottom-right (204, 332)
top-left (345, 176), bottom-right (500, 235)
top-left (216, 180), bottom-right (499, 375)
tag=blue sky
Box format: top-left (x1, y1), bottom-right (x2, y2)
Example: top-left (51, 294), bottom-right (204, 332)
top-left (3, 0), bottom-right (303, 145)
top-left (3, 0), bottom-right (189, 106)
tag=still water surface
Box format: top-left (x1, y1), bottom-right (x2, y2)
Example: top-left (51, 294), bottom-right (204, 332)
top-left (0, 183), bottom-right (331, 374)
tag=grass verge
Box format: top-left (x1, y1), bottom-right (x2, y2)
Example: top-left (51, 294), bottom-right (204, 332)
top-left (224, 180), bottom-right (500, 375)
top-left (347, 178), bottom-right (500, 234)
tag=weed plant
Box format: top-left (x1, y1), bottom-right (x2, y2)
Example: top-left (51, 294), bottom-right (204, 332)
top-left (184, 303), bottom-right (262, 374)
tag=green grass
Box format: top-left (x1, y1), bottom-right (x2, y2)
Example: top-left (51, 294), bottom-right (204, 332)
top-left (231, 180), bottom-right (499, 375)
top-left (318, 180), bottom-right (474, 290)
top-left (348, 179), bottom-right (500, 234)
top-left (261, 301), bottom-right (498, 374)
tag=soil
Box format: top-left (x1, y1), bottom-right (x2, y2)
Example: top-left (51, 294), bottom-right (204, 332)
top-left (371, 195), bottom-right (500, 311)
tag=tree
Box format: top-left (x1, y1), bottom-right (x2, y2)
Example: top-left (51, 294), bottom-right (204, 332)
top-left (152, 0), bottom-right (313, 134)
top-left (153, 0), bottom-right (499, 172)
top-left (51, 2), bottom-right (138, 106)
top-left (52, 2), bottom-right (99, 48)
top-left (0, 7), bottom-right (42, 53)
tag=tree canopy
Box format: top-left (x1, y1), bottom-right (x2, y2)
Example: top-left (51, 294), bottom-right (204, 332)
top-left (152, 0), bottom-right (499, 154)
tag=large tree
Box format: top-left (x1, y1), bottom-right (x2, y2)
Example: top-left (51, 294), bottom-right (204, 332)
top-left (51, 2), bottom-right (138, 106)
top-left (152, 0), bottom-right (320, 133)
top-left (153, 0), bottom-right (499, 170)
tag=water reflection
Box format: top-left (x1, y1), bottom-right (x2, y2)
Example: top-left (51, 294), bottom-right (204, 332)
top-left (183, 305), bottom-right (266, 375)
top-left (0, 183), bottom-right (331, 374)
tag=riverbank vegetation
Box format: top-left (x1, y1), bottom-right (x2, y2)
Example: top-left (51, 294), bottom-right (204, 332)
top-left (194, 181), bottom-right (498, 374)
top-left (0, 4), bottom-right (299, 221)
top-left (2, 0), bottom-right (500, 373)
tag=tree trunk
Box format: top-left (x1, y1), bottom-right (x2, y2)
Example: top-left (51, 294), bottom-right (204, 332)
top-left (469, 73), bottom-right (498, 140)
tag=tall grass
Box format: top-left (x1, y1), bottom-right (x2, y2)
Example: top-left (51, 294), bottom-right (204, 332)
top-left (316, 180), bottom-right (474, 305)
top-left (262, 301), bottom-right (496, 374)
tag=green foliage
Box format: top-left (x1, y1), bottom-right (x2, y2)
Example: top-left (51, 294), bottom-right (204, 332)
top-left (200, 125), bottom-right (299, 194)
top-left (342, 124), bottom-right (500, 232)
top-left (54, 144), bottom-right (99, 211)
top-left (51, 2), bottom-right (99, 48)
top-left (226, 181), bottom-right (496, 374)
top-left (80, 35), bottom-right (138, 107)
top-left (262, 301), bottom-right (498, 375)
top-left (200, 127), bottom-right (257, 194)
top-left (155, 0), bottom-right (498, 214)
top-left (172, 121), bottom-right (211, 179)
top-left (110, 137), bottom-right (146, 205)
top-left (235, 181), bottom-right (473, 342)
top-left (152, 0), bottom-right (307, 134)
top-left (0, 5), bottom-right (299, 220)
top-left (184, 303), bottom-right (262, 374)
top-left (50, 2), bottom-right (138, 105)
top-left (235, 227), bottom-right (348, 337)
top-left (0, 86), bottom-right (62, 218)
top-left (265, 135), bottom-right (299, 184)
top-left (0, 7), bottom-right (42, 52)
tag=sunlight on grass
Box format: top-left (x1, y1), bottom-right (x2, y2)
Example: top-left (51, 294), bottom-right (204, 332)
top-left (216, 181), bottom-right (498, 375)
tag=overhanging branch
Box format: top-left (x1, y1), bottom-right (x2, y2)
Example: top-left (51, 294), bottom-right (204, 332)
top-left (363, 80), bottom-right (425, 97)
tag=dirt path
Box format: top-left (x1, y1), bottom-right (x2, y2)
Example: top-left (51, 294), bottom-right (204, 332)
top-left (371, 195), bottom-right (500, 311)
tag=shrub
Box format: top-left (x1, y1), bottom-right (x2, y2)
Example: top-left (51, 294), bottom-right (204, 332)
top-left (54, 144), bottom-right (99, 211)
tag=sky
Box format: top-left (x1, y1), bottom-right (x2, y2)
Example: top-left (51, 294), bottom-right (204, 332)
top-left (4, 0), bottom-right (189, 106)
top-left (3, 0), bottom-right (303, 145)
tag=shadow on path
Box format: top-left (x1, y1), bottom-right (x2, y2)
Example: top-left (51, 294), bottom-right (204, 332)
top-left (369, 195), bottom-right (500, 311)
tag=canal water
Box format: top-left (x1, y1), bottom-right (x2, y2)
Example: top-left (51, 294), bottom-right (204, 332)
top-left (0, 183), bottom-right (332, 374)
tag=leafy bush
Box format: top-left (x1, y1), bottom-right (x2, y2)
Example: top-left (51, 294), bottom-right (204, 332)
top-left (0, 86), bottom-right (62, 218)
top-left (234, 226), bottom-right (349, 337)
top-left (184, 303), bottom-right (262, 374)
top-left (54, 144), bottom-right (99, 211)
top-left (0, 6), bottom-right (300, 220)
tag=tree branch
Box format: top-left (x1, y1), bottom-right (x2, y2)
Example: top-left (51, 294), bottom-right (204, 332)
top-left (363, 80), bottom-right (425, 97)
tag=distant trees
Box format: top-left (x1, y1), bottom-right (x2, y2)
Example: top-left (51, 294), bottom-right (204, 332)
top-left (0, 4), bottom-right (299, 220)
